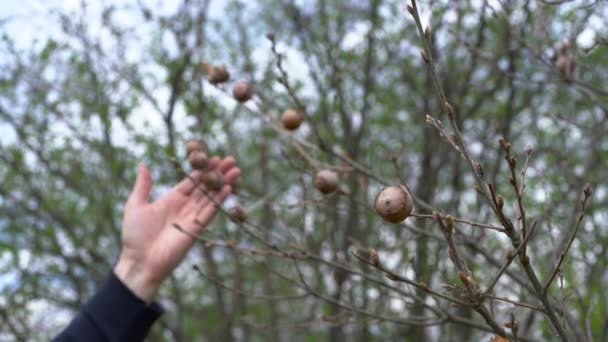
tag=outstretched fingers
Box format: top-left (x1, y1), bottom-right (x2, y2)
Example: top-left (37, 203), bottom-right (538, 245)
top-left (193, 185), bottom-right (232, 229)
top-left (172, 157), bottom-right (221, 196)
top-left (217, 156), bottom-right (236, 174)
top-left (128, 163), bottom-right (153, 206)
top-left (223, 167), bottom-right (241, 187)
top-left (173, 170), bottom-right (202, 196)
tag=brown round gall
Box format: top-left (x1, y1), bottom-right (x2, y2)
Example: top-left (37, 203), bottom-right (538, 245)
top-left (189, 151), bottom-right (208, 170)
top-left (281, 109), bottom-right (303, 131)
top-left (228, 205), bottom-right (247, 223)
top-left (185, 138), bottom-right (207, 157)
top-left (202, 170), bottom-right (224, 191)
top-left (315, 169), bottom-right (339, 194)
top-left (232, 80), bottom-right (254, 102)
top-left (374, 186), bottom-right (413, 223)
top-left (208, 65), bottom-right (230, 84)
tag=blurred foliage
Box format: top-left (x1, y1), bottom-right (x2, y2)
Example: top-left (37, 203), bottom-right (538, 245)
top-left (1, 0), bottom-right (607, 341)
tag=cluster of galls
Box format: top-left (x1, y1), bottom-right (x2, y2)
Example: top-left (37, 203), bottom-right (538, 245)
top-left (205, 64), bottom-right (306, 130)
top-left (313, 170), bottom-right (413, 223)
top-left (203, 63), bottom-right (254, 103)
top-left (202, 62), bottom-right (413, 224)
top-left (186, 139), bottom-right (223, 192)
top-left (186, 138), bottom-right (247, 222)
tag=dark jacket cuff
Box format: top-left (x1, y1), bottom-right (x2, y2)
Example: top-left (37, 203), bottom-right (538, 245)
top-left (83, 271), bottom-right (164, 341)
top-left (54, 271), bottom-right (163, 341)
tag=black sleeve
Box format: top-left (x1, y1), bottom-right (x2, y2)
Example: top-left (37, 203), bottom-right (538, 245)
top-left (53, 271), bottom-right (163, 342)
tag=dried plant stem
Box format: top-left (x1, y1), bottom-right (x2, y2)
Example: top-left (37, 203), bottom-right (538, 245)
top-left (268, 34), bottom-right (327, 150)
top-left (484, 222), bottom-right (537, 296)
top-left (543, 186), bottom-right (592, 292)
top-left (411, 213), bottom-right (505, 233)
top-left (485, 294), bottom-right (547, 313)
top-left (503, 142), bottom-right (530, 253)
top-left (432, 213), bottom-right (508, 336)
top-left (351, 250), bottom-right (470, 307)
top-left (488, 182), bottom-right (571, 342)
top-left (409, 1), bottom-right (571, 340)
top-left (409, 0), bottom-right (490, 204)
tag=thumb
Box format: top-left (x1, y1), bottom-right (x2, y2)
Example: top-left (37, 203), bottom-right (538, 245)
top-left (128, 163), bottom-right (153, 205)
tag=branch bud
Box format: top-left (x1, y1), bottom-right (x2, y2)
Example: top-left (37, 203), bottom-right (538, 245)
top-left (385, 272), bottom-right (400, 281)
top-left (266, 32), bottom-right (276, 42)
top-left (407, 4), bottom-right (414, 15)
top-left (370, 248), bottom-right (380, 267)
top-left (445, 215), bottom-right (454, 235)
top-left (474, 162), bottom-right (484, 177)
top-left (458, 271), bottom-right (472, 286)
top-left (445, 101), bottom-right (454, 119)
top-left (498, 137), bottom-right (511, 153)
top-left (504, 319), bottom-right (518, 330)
top-left (496, 195), bottom-right (504, 209)
top-left (441, 284), bottom-right (454, 291)
top-left (424, 25), bottom-right (430, 39)
top-left (420, 50), bottom-right (430, 64)
top-left (583, 183), bottom-right (592, 198)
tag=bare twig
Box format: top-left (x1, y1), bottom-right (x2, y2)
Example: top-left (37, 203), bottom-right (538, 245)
top-left (432, 212), bottom-right (507, 336)
top-left (500, 138), bottom-right (530, 253)
top-left (351, 250), bottom-right (470, 307)
top-left (409, 0), bottom-right (491, 205)
top-left (543, 184), bottom-right (592, 292)
top-left (411, 213), bottom-right (506, 233)
top-left (408, 2), bottom-right (572, 340)
top-left (485, 294), bottom-right (547, 314)
top-left (267, 34), bottom-right (327, 150)
top-left (291, 260), bottom-right (448, 326)
top-left (484, 222), bottom-right (538, 296)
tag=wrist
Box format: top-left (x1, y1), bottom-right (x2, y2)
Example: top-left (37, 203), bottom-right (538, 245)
top-left (114, 256), bottom-right (160, 304)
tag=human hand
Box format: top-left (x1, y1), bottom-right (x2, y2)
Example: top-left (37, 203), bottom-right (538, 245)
top-left (114, 156), bottom-right (241, 303)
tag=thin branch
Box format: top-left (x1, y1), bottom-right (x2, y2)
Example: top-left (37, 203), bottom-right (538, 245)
top-left (411, 213), bottom-right (506, 233)
top-left (292, 260), bottom-right (448, 326)
top-left (484, 222), bottom-right (538, 296)
top-left (543, 185), bottom-right (592, 292)
top-left (485, 294), bottom-right (547, 314)
top-left (191, 265), bottom-right (310, 301)
top-left (351, 250), bottom-right (470, 307)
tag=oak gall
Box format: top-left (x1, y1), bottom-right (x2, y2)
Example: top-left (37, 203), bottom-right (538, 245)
top-left (228, 205), bottom-right (247, 223)
top-left (315, 169), bottom-right (339, 194)
top-left (189, 151), bottom-right (208, 170)
top-left (202, 170), bottom-right (224, 191)
top-left (232, 80), bottom-right (254, 102)
top-left (374, 186), bottom-right (413, 223)
top-left (208, 65), bottom-right (230, 84)
top-left (281, 109), bottom-right (303, 131)
top-left (185, 138), bottom-right (207, 157)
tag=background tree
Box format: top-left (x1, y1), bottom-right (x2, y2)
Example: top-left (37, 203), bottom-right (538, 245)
top-left (1, 0), bottom-right (607, 341)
